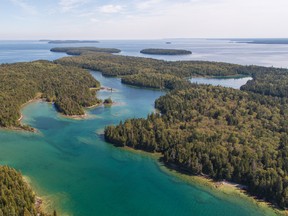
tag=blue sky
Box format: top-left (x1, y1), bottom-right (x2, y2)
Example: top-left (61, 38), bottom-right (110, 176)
top-left (1, 0), bottom-right (288, 39)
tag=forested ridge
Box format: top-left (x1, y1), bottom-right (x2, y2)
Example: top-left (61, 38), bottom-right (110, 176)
top-left (0, 166), bottom-right (56, 216)
top-left (0, 60), bottom-right (100, 128)
top-left (105, 84), bottom-right (288, 208)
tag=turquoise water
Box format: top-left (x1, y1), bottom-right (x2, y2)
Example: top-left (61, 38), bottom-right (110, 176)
top-left (0, 71), bottom-right (277, 216)
top-left (190, 76), bottom-right (253, 89)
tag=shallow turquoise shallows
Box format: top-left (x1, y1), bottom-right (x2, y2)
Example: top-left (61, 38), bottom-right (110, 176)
top-left (0, 71), bottom-right (277, 216)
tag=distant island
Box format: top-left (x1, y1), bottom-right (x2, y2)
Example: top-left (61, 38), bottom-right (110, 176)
top-left (231, 38), bottom-right (288, 44)
top-left (140, 48), bottom-right (192, 55)
top-left (45, 40), bottom-right (99, 44)
top-left (50, 47), bottom-right (121, 55)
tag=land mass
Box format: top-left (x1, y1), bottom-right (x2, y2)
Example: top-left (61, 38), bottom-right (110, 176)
top-left (105, 83), bottom-right (288, 210)
top-left (231, 38), bottom-right (288, 44)
top-left (0, 165), bottom-right (56, 216)
top-left (140, 48), bottom-right (192, 55)
top-left (0, 60), bottom-right (101, 129)
top-left (50, 47), bottom-right (121, 55)
top-left (53, 47), bottom-right (288, 91)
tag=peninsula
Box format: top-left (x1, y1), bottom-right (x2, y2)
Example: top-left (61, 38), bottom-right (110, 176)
top-left (0, 60), bottom-right (101, 129)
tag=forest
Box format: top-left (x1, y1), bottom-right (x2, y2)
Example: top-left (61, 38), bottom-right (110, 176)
top-left (105, 84), bottom-right (288, 208)
top-left (55, 51), bottom-right (252, 77)
top-left (241, 70), bottom-right (288, 97)
top-left (54, 49), bottom-right (288, 92)
top-left (140, 48), bottom-right (192, 55)
top-left (121, 73), bottom-right (190, 90)
top-left (0, 166), bottom-right (56, 216)
top-left (0, 60), bottom-right (100, 128)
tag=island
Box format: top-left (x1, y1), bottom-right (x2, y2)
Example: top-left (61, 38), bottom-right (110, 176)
top-left (50, 47), bottom-right (121, 55)
top-left (140, 48), bottom-right (192, 55)
top-left (47, 40), bottom-right (99, 44)
top-left (51, 47), bottom-right (288, 210)
top-left (103, 97), bottom-right (113, 105)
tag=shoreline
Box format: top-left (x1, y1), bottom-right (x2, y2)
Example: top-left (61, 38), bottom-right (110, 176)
top-left (161, 166), bottom-right (287, 216)
top-left (22, 176), bottom-right (50, 215)
top-left (119, 145), bottom-right (287, 216)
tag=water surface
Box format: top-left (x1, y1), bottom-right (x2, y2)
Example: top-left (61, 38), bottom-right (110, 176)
top-left (190, 76), bottom-right (253, 89)
top-left (0, 72), bottom-right (277, 216)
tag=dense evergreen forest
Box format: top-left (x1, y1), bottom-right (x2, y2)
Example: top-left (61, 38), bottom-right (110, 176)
top-left (0, 166), bottom-right (56, 216)
top-left (0, 60), bottom-right (100, 128)
top-left (121, 73), bottom-right (190, 90)
top-left (54, 48), bottom-right (288, 92)
top-left (55, 52), bottom-right (253, 77)
top-left (241, 70), bottom-right (288, 97)
top-left (105, 84), bottom-right (288, 208)
top-left (140, 48), bottom-right (192, 55)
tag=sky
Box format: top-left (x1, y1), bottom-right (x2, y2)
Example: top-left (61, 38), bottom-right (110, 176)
top-left (1, 0), bottom-right (288, 39)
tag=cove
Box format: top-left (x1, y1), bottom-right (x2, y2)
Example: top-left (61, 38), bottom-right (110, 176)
top-left (0, 72), bottom-right (278, 216)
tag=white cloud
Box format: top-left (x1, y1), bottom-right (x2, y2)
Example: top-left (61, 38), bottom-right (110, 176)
top-left (9, 0), bottom-right (37, 15)
top-left (99, 4), bottom-right (123, 14)
top-left (135, 0), bottom-right (163, 10)
top-left (59, 0), bottom-right (88, 12)
top-left (90, 18), bottom-right (99, 23)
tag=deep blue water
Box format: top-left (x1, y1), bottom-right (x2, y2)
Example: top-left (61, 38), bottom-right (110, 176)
top-left (1, 39), bottom-right (288, 67)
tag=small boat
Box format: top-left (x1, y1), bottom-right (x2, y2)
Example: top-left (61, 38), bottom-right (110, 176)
top-left (166, 42), bottom-right (172, 44)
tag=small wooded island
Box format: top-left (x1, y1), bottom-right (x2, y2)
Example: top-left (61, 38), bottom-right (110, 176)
top-left (140, 48), bottom-right (192, 55)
